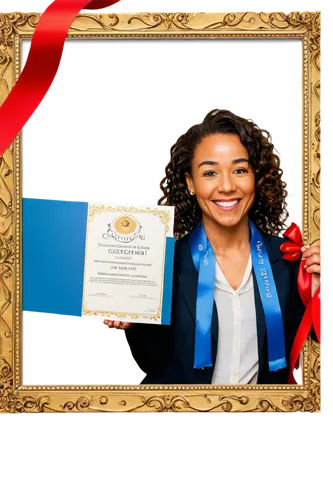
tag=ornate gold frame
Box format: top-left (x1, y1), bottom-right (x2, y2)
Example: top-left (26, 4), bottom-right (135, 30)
top-left (0, 11), bottom-right (320, 412)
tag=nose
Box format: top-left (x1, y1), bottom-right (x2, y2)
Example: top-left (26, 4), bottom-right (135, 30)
top-left (217, 171), bottom-right (236, 193)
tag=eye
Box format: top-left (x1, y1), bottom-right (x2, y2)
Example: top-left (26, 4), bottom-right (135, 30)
top-left (233, 167), bottom-right (248, 174)
top-left (203, 170), bottom-right (217, 177)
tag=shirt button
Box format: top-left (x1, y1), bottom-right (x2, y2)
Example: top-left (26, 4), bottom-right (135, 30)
top-left (233, 370), bottom-right (239, 376)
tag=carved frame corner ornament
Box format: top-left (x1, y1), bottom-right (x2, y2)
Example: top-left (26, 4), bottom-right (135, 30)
top-left (0, 11), bottom-right (320, 412)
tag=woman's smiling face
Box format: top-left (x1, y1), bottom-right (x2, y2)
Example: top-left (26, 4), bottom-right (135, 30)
top-left (185, 133), bottom-right (256, 230)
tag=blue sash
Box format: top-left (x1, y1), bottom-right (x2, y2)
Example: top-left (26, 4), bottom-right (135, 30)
top-left (190, 220), bottom-right (286, 371)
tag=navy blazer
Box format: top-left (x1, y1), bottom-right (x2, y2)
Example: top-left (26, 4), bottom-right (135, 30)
top-left (126, 231), bottom-right (305, 385)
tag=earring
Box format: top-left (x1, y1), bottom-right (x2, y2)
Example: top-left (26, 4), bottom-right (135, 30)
top-left (189, 191), bottom-right (195, 196)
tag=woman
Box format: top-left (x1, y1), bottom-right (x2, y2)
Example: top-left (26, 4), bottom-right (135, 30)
top-left (104, 109), bottom-right (320, 385)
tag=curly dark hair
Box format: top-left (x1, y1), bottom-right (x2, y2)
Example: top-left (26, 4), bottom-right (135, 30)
top-left (158, 109), bottom-right (289, 240)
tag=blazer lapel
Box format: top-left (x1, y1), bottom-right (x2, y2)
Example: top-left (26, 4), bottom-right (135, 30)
top-left (253, 272), bottom-right (266, 370)
top-left (176, 237), bottom-right (219, 345)
top-left (254, 233), bottom-right (285, 370)
top-left (177, 260), bottom-right (197, 326)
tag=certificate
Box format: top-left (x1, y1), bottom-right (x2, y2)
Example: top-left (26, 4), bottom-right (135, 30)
top-left (22, 198), bottom-right (174, 325)
top-left (82, 203), bottom-right (175, 324)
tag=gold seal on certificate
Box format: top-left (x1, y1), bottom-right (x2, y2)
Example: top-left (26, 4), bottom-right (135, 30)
top-left (104, 213), bottom-right (143, 243)
top-left (82, 203), bottom-right (175, 324)
top-left (114, 215), bottom-right (137, 235)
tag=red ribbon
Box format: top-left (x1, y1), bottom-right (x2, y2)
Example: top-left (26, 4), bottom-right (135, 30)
top-left (0, 0), bottom-right (121, 157)
top-left (280, 223), bottom-right (321, 384)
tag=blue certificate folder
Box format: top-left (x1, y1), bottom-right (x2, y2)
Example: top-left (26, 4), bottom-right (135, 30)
top-left (22, 198), bottom-right (175, 324)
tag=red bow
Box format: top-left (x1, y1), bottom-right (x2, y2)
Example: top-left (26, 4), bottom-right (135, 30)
top-left (280, 223), bottom-right (321, 384)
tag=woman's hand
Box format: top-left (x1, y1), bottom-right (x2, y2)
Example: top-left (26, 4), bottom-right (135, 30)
top-left (302, 244), bottom-right (320, 295)
top-left (103, 320), bottom-right (134, 330)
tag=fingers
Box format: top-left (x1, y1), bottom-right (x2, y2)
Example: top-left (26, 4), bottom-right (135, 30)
top-left (120, 322), bottom-right (133, 329)
top-left (101, 319), bottom-right (120, 331)
top-left (103, 320), bottom-right (132, 329)
top-left (303, 256), bottom-right (321, 276)
top-left (301, 244), bottom-right (320, 259)
top-left (304, 264), bottom-right (324, 275)
top-left (304, 245), bottom-right (322, 293)
top-left (302, 245), bottom-right (320, 275)
top-left (304, 253), bottom-right (320, 268)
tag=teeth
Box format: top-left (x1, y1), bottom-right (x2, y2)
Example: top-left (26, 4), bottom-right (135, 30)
top-left (215, 200), bottom-right (239, 208)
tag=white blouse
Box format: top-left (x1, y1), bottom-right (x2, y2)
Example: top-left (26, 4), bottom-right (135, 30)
top-left (211, 255), bottom-right (259, 385)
